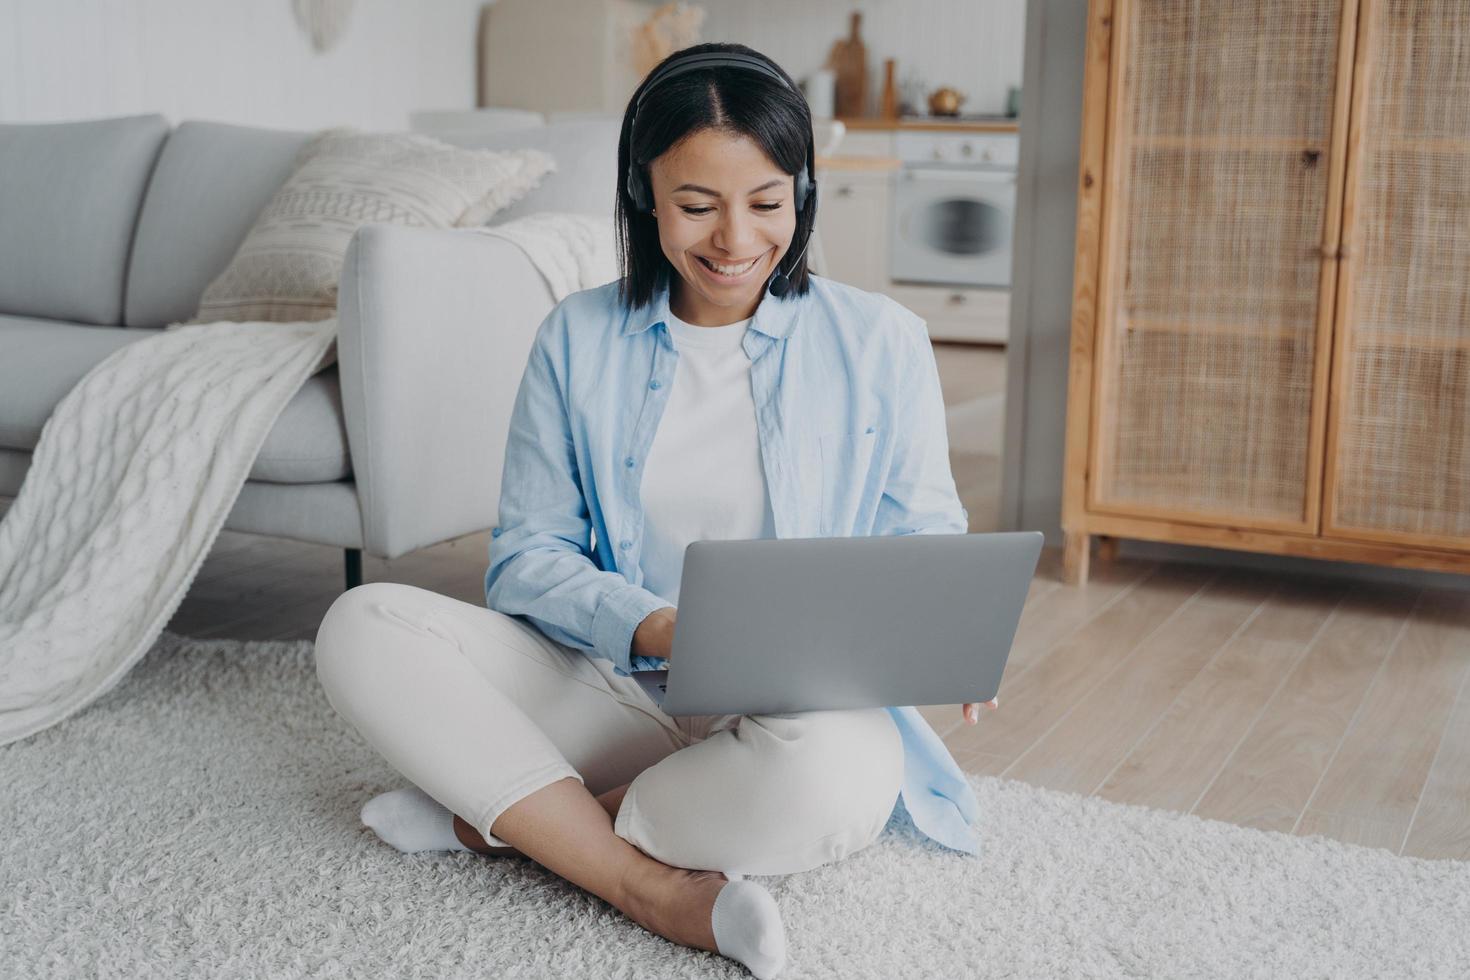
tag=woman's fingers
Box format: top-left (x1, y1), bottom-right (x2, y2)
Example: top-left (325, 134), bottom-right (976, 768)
top-left (962, 698), bottom-right (1000, 725)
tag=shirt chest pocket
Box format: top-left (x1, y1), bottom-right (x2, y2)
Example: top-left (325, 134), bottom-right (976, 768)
top-left (817, 427), bottom-right (883, 537)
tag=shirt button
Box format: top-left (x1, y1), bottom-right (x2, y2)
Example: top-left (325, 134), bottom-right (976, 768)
top-left (649, 380), bottom-right (661, 390)
top-left (866, 425), bottom-right (875, 434)
top-left (620, 539), bottom-right (632, 550)
top-left (625, 456), bottom-right (635, 468)
top-left (491, 527), bottom-right (501, 538)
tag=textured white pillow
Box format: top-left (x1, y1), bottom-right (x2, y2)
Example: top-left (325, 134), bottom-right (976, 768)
top-left (188, 127), bottom-right (556, 324)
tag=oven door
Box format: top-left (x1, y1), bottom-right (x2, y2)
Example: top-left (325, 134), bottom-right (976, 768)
top-left (889, 166), bottom-right (1015, 287)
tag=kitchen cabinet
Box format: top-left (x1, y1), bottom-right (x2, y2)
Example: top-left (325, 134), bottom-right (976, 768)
top-left (1062, 0), bottom-right (1470, 583)
top-left (817, 128), bottom-right (1013, 344)
top-left (887, 283), bottom-right (1009, 345)
top-left (829, 130), bottom-right (896, 157)
top-left (814, 166), bottom-right (892, 294)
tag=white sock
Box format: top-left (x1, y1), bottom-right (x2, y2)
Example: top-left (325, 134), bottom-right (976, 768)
top-left (360, 786), bottom-right (472, 854)
top-left (711, 879), bottom-right (787, 979)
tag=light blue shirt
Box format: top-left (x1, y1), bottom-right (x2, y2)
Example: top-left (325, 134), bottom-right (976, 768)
top-left (484, 272), bottom-right (982, 856)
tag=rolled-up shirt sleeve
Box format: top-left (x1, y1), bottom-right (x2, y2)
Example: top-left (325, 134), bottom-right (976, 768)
top-left (484, 311), bottom-right (670, 675)
top-left (873, 307), bottom-right (969, 537)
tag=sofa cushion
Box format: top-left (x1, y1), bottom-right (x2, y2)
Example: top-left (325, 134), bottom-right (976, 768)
top-left (0, 316), bottom-right (142, 449)
top-left (0, 114), bottom-right (170, 325)
top-left (189, 128), bottom-right (555, 324)
top-left (124, 121), bottom-right (313, 329)
top-left (0, 315), bottom-right (351, 484)
top-left (433, 116), bottom-right (621, 225)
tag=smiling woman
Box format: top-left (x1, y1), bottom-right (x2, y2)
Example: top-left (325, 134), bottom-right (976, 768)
top-left (315, 41), bottom-right (991, 980)
top-left (654, 138), bottom-right (795, 319)
top-left (615, 44), bottom-right (817, 324)
top-left (658, 135), bottom-right (793, 307)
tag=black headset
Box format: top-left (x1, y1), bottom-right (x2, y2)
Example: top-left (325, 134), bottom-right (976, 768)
top-left (624, 50), bottom-right (817, 297)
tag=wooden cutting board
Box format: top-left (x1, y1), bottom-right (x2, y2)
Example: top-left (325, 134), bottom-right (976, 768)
top-left (826, 11), bottom-right (868, 118)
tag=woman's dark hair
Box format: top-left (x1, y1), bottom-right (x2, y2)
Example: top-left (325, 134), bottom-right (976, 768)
top-left (615, 42), bottom-right (817, 309)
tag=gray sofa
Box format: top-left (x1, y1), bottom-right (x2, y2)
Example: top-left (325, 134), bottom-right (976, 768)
top-left (0, 113), bottom-right (620, 588)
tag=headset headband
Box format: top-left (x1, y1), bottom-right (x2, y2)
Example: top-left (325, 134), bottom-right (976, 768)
top-left (625, 49), bottom-right (814, 215)
top-left (634, 52), bottom-right (794, 112)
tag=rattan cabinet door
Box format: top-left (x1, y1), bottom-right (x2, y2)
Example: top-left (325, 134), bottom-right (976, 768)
top-left (1324, 0), bottom-right (1470, 552)
top-left (1087, 0), bottom-right (1352, 532)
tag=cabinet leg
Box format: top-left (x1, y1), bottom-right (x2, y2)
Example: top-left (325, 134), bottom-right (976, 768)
top-left (344, 548), bottom-right (363, 591)
top-left (1063, 531), bottom-right (1091, 585)
top-left (1097, 535), bottom-right (1120, 562)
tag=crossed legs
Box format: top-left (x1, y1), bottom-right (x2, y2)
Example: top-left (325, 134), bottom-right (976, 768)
top-left (314, 582), bottom-right (903, 972)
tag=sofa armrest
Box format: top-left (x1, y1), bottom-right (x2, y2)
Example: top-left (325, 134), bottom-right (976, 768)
top-left (337, 223), bottom-right (556, 559)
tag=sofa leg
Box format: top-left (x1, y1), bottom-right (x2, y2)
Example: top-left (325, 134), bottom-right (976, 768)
top-left (344, 548), bottom-right (363, 591)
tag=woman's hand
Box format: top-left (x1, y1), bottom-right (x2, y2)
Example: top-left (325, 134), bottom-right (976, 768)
top-left (962, 698), bottom-right (999, 725)
top-left (632, 606), bottom-right (678, 662)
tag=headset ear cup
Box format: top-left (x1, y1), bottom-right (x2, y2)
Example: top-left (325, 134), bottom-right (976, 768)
top-left (627, 168), bottom-right (649, 213)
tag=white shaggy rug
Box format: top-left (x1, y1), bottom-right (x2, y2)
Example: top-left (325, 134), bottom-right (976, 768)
top-left (4, 631), bottom-right (1468, 978)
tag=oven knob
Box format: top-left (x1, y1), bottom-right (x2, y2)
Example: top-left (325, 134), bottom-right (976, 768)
top-left (982, 148), bottom-right (994, 162)
top-left (932, 148), bottom-right (943, 160)
top-left (961, 143), bottom-right (973, 156)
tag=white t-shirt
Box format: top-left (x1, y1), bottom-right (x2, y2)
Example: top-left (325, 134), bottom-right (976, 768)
top-left (638, 310), bottom-right (777, 606)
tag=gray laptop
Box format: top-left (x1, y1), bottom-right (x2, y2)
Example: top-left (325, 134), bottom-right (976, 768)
top-left (631, 531), bottom-right (1044, 716)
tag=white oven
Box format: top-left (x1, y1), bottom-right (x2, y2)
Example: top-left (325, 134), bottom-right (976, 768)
top-left (889, 131), bottom-right (1018, 288)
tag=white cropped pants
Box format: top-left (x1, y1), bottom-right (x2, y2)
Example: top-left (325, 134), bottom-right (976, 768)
top-left (313, 582), bottom-right (905, 876)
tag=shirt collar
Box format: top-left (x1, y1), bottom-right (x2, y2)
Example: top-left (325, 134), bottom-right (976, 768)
top-left (620, 271), bottom-right (801, 341)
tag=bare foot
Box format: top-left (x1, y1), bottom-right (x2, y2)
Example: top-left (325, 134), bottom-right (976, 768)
top-left (452, 814), bottom-right (522, 857)
top-left (619, 862), bottom-right (729, 953)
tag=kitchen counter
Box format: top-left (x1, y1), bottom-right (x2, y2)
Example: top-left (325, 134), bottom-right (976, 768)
top-left (837, 115), bottom-right (1020, 134)
top-left (815, 155), bottom-right (900, 171)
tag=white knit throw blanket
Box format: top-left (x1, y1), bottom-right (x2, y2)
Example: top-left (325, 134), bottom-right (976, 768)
top-left (0, 212), bottom-right (616, 747)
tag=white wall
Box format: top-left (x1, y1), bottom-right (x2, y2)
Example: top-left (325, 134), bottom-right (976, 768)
top-left (0, 0), bottom-right (485, 131)
top-left (699, 0), bottom-right (1026, 117)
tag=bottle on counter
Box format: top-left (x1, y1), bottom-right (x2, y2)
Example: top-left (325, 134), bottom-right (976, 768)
top-left (881, 58), bottom-right (899, 120)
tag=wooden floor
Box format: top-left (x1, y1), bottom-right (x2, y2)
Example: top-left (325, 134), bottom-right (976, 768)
top-left (18, 343), bottom-right (1470, 860)
top-left (934, 551), bottom-right (1470, 861)
top-left (934, 342), bottom-right (1006, 533)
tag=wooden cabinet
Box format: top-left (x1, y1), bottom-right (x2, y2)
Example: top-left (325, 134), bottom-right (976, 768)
top-left (1063, 0), bottom-right (1470, 583)
top-left (1324, 0), bottom-right (1470, 552)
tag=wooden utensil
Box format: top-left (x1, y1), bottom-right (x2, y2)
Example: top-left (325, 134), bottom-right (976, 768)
top-left (826, 11), bottom-right (868, 118)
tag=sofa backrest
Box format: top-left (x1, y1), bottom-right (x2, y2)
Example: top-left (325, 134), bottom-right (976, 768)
top-left (0, 113), bottom-right (617, 328)
top-left (0, 114), bottom-right (170, 326)
top-left (430, 116), bottom-right (621, 226)
top-left (123, 120), bottom-right (312, 328)
top-left (410, 107), bottom-right (547, 134)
